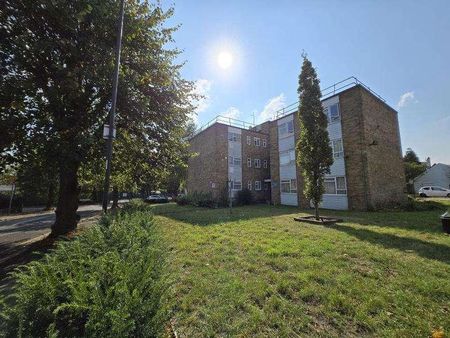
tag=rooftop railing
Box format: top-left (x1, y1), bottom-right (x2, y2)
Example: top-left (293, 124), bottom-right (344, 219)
top-left (193, 76), bottom-right (387, 136)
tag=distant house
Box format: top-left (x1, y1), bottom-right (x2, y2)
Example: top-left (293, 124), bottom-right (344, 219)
top-left (413, 163), bottom-right (450, 192)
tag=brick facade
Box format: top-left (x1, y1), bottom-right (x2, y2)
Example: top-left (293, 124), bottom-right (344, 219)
top-left (187, 84), bottom-right (406, 210)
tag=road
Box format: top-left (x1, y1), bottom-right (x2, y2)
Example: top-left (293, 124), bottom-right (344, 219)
top-left (0, 204), bottom-right (102, 255)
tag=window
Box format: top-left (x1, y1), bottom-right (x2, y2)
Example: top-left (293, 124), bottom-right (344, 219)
top-left (331, 139), bottom-right (344, 159)
top-left (255, 181), bottom-right (262, 191)
top-left (281, 180), bottom-right (291, 193)
top-left (254, 159), bottom-right (261, 168)
top-left (278, 120), bottom-right (294, 136)
top-left (280, 149), bottom-right (295, 165)
top-left (254, 137), bottom-right (261, 146)
top-left (247, 135), bottom-right (251, 145)
top-left (247, 157), bottom-right (252, 167)
top-left (229, 156), bottom-right (241, 166)
top-left (263, 160), bottom-right (268, 168)
top-left (324, 178), bottom-right (336, 194)
top-left (262, 139), bottom-right (267, 147)
top-left (290, 179), bottom-right (297, 193)
top-left (248, 181), bottom-right (252, 190)
top-left (228, 132), bottom-right (241, 142)
top-left (232, 181), bottom-right (242, 190)
top-left (324, 176), bottom-right (347, 195)
top-left (336, 177), bottom-right (347, 194)
top-left (328, 103), bottom-right (340, 123)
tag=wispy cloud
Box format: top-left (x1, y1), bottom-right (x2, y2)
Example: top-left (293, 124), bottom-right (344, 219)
top-left (257, 93), bottom-right (286, 122)
top-left (397, 91), bottom-right (416, 108)
top-left (191, 79), bottom-right (212, 122)
top-left (219, 106), bottom-right (241, 120)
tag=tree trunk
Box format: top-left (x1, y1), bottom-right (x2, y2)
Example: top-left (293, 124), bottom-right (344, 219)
top-left (52, 161), bottom-right (80, 237)
top-left (43, 181), bottom-right (56, 211)
top-left (111, 186), bottom-right (119, 209)
top-left (314, 202), bottom-right (319, 220)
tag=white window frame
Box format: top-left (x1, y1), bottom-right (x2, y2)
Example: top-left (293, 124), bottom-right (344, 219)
top-left (328, 103), bottom-right (340, 123)
top-left (278, 120), bottom-right (294, 137)
top-left (228, 132), bottom-right (241, 142)
top-left (229, 156), bottom-right (241, 166)
top-left (324, 176), bottom-right (347, 195)
top-left (263, 160), bottom-right (268, 168)
top-left (247, 157), bottom-right (252, 167)
top-left (232, 181), bottom-right (242, 191)
top-left (331, 139), bottom-right (344, 159)
top-left (254, 137), bottom-right (261, 146)
top-left (254, 158), bottom-right (261, 168)
top-left (247, 181), bottom-right (252, 190)
top-left (280, 149), bottom-right (295, 166)
top-left (280, 179), bottom-right (297, 194)
top-left (247, 135), bottom-right (251, 145)
top-left (255, 181), bottom-right (262, 191)
top-left (262, 139), bottom-right (267, 147)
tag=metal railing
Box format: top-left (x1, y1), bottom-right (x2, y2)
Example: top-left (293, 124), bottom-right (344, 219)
top-left (274, 76), bottom-right (386, 119)
top-left (192, 115), bottom-right (255, 137)
top-left (193, 76), bottom-right (387, 135)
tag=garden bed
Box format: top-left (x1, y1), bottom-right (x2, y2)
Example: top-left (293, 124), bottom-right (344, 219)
top-left (294, 215), bottom-right (343, 225)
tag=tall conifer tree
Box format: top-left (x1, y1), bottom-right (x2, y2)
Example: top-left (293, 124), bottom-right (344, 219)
top-left (296, 55), bottom-right (333, 219)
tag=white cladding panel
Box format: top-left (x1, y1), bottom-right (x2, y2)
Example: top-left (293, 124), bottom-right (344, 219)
top-left (320, 195), bottom-right (349, 210)
top-left (228, 127), bottom-right (242, 196)
top-left (280, 163), bottom-right (296, 179)
top-left (279, 136), bottom-right (295, 152)
top-left (281, 193), bottom-right (298, 206)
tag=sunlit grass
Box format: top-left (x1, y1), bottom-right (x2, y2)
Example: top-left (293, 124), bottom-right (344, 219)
top-left (153, 202), bottom-right (450, 337)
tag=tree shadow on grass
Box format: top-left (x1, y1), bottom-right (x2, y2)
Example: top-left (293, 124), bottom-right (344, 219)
top-left (151, 204), bottom-right (302, 226)
top-left (329, 223), bottom-right (450, 265)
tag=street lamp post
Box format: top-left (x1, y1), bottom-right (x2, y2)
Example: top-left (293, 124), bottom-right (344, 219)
top-left (102, 0), bottom-right (125, 213)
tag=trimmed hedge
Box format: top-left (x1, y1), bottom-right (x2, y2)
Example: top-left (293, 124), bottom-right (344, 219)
top-left (0, 200), bottom-right (167, 337)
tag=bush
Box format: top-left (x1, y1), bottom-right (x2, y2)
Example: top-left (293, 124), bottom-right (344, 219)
top-left (0, 200), bottom-right (167, 337)
top-left (236, 188), bottom-right (253, 206)
top-left (176, 191), bottom-right (216, 208)
top-left (176, 194), bottom-right (190, 206)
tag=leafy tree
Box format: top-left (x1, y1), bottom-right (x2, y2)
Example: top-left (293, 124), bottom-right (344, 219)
top-left (404, 148), bottom-right (420, 163)
top-left (1, 0), bottom-right (195, 235)
top-left (296, 55), bottom-right (333, 220)
top-left (403, 148), bottom-right (426, 182)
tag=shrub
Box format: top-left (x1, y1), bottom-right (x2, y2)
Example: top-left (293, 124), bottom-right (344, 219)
top-left (176, 191), bottom-right (216, 208)
top-left (176, 194), bottom-right (190, 206)
top-left (236, 188), bottom-right (253, 205)
top-left (0, 200), bottom-right (167, 337)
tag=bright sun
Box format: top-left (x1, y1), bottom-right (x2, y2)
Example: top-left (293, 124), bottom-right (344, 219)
top-left (217, 51), bottom-right (233, 69)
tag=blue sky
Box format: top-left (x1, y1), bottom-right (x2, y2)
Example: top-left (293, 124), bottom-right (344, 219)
top-left (162, 0), bottom-right (450, 164)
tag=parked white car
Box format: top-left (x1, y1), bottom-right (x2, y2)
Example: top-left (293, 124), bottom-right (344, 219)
top-left (418, 186), bottom-right (450, 198)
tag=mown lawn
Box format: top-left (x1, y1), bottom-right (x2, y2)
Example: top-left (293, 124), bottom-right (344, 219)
top-left (152, 200), bottom-right (450, 337)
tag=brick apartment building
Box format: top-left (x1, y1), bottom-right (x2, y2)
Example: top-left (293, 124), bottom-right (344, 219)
top-left (186, 78), bottom-right (406, 210)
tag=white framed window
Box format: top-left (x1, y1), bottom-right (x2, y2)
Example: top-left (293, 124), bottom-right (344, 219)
top-left (331, 139), bottom-right (344, 159)
top-left (254, 158), bottom-right (261, 168)
top-left (254, 137), bottom-right (260, 146)
top-left (263, 160), bottom-right (268, 168)
top-left (290, 179), bottom-right (297, 193)
top-left (324, 176), bottom-right (347, 195)
top-left (328, 103), bottom-right (340, 123)
top-left (262, 139), bottom-right (267, 147)
top-left (247, 181), bottom-right (252, 190)
top-left (228, 132), bottom-right (241, 142)
top-left (278, 121), bottom-right (294, 136)
top-left (247, 135), bottom-right (251, 145)
top-left (228, 156), bottom-right (241, 166)
top-left (232, 181), bottom-right (242, 190)
top-left (280, 179), bottom-right (297, 193)
top-left (247, 157), bottom-right (252, 167)
top-left (280, 149), bottom-right (295, 166)
top-left (255, 181), bottom-right (262, 191)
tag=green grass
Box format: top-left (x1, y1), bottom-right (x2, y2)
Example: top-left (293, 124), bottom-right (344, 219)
top-left (152, 200), bottom-right (450, 337)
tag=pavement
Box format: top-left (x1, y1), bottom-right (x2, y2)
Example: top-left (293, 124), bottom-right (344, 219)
top-left (0, 204), bottom-right (103, 257)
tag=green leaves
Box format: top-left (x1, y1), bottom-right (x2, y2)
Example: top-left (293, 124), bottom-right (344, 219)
top-left (296, 56), bottom-right (333, 216)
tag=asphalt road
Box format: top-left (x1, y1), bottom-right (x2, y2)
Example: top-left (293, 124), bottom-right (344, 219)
top-left (0, 204), bottom-right (102, 255)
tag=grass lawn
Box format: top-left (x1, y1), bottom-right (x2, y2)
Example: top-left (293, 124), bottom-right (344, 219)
top-left (152, 200), bottom-right (450, 337)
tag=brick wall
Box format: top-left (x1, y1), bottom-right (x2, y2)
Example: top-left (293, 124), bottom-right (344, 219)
top-left (186, 123), bottom-right (228, 199)
top-left (241, 129), bottom-right (270, 201)
top-left (360, 88), bottom-right (406, 208)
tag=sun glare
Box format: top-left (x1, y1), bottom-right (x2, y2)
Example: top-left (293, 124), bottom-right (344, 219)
top-left (217, 51), bottom-right (233, 69)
